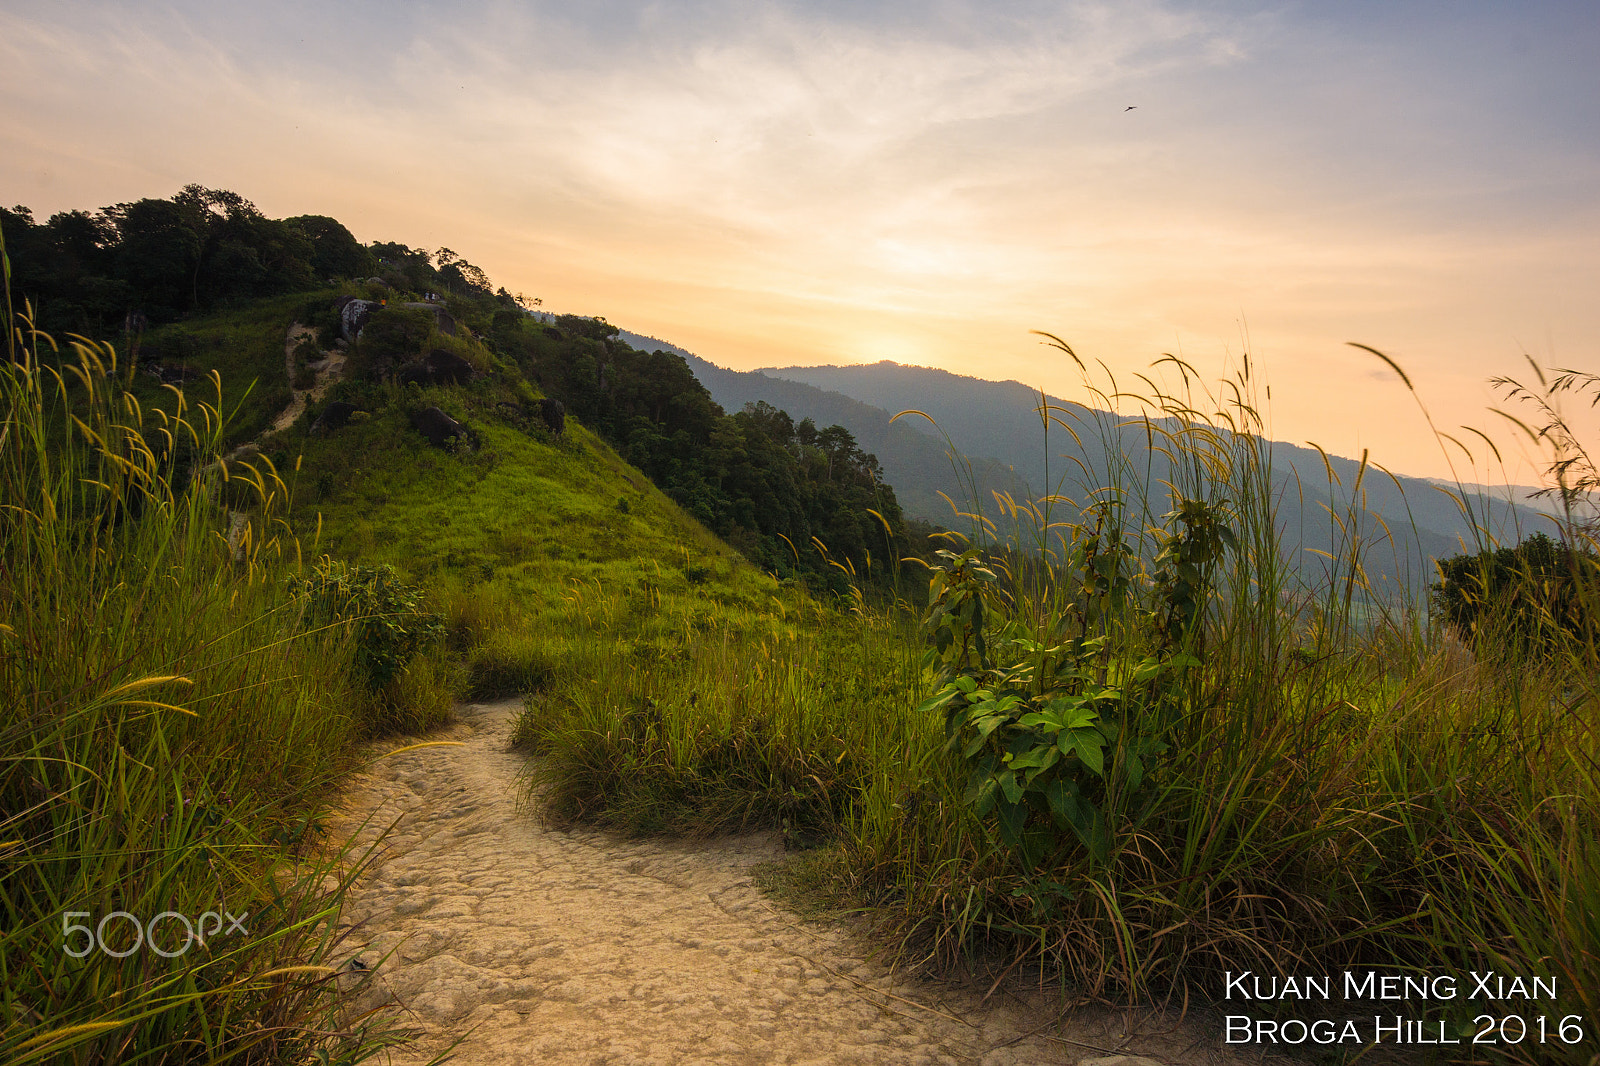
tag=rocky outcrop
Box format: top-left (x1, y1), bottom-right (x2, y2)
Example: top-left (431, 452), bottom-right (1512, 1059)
top-left (335, 296), bottom-right (383, 343)
top-left (398, 349), bottom-right (476, 387)
top-left (312, 400), bottom-right (362, 434)
top-left (397, 302), bottom-right (457, 337)
top-left (408, 406), bottom-right (469, 448)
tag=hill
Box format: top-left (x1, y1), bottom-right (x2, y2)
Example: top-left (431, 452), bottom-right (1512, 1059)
top-left (657, 353), bottom-right (1555, 590)
top-left (618, 332), bottom-right (1025, 524)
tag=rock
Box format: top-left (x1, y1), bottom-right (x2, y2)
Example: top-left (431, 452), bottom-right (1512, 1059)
top-left (409, 406), bottom-right (469, 448)
top-left (424, 348), bottom-right (475, 385)
top-left (337, 297), bottom-right (383, 343)
top-left (397, 302), bottom-right (457, 337)
top-left (226, 511), bottom-right (250, 564)
top-left (396, 349), bottom-right (476, 387)
top-left (312, 401), bottom-right (361, 434)
top-left (537, 398), bottom-right (565, 436)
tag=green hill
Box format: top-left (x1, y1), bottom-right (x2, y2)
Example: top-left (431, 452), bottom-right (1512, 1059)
top-left (9, 187), bottom-right (1599, 1066)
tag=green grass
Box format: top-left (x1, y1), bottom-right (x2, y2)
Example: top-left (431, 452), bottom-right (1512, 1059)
top-left (0, 318), bottom-right (439, 1063)
top-left (514, 599), bottom-right (926, 840)
top-left (508, 342), bottom-right (1600, 1065)
top-left (271, 372), bottom-right (806, 708)
top-left (127, 291), bottom-right (338, 450)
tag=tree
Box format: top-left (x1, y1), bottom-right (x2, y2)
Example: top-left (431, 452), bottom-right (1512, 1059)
top-left (1433, 532), bottom-right (1599, 658)
top-left (286, 215), bottom-right (375, 279)
top-left (104, 197), bottom-right (206, 316)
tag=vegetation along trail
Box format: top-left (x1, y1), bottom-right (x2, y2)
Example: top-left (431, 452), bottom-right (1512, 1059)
top-left (331, 698), bottom-right (1266, 1066)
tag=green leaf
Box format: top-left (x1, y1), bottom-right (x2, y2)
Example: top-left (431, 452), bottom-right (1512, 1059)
top-left (966, 774), bottom-right (999, 816)
top-left (998, 770), bottom-right (1022, 805)
top-left (995, 799), bottom-right (1027, 849)
top-left (1061, 727), bottom-right (1105, 776)
top-left (1008, 746), bottom-right (1058, 771)
top-left (1132, 658), bottom-right (1165, 683)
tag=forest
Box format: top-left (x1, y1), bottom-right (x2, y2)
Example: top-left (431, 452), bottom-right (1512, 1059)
top-left (2, 184), bottom-right (921, 597)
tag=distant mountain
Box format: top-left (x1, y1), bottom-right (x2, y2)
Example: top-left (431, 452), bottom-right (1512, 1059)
top-left (755, 361), bottom-right (1563, 584)
top-left (612, 332), bottom-right (1017, 523)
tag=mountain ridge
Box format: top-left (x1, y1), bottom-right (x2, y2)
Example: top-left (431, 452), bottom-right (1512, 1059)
top-left (613, 344), bottom-right (1553, 587)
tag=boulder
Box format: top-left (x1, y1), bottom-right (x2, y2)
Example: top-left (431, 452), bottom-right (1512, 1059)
top-left (396, 349), bottom-right (476, 387)
top-left (409, 406), bottom-right (468, 448)
top-left (397, 302), bottom-right (457, 336)
top-left (337, 298), bottom-right (382, 343)
top-left (537, 398), bottom-right (565, 436)
top-left (424, 348), bottom-right (475, 385)
top-left (312, 400), bottom-right (361, 434)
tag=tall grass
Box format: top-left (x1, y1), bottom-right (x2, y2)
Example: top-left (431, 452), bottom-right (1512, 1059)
top-left (515, 577), bottom-right (928, 842)
top-left (519, 338), bottom-right (1599, 1062)
top-left (0, 313), bottom-right (403, 1063)
top-left (843, 345), bottom-right (1598, 1056)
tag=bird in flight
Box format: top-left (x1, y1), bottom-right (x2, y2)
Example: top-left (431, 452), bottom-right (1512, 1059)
top-left (1125, 105), bottom-right (1137, 111)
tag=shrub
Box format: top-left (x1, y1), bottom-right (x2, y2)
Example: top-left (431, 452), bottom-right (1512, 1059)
top-left (294, 561), bottom-right (445, 690)
top-left (1432, 531), bottom-right (1600, 658)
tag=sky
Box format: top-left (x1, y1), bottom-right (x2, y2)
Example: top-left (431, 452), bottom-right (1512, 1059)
top-left (3, 0), bottom-right (1597, 483)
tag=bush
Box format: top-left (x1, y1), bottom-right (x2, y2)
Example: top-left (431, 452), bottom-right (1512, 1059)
top-left (1432, 531), bottom-right (1600, 658)
top-left (299, 294), bottom-right (343, 338)
top-left (294, 561), bottom-right (445, 690)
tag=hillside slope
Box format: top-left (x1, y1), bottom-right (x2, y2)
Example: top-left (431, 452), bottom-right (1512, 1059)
top-left (667, 352), bottom-right (1026, 524)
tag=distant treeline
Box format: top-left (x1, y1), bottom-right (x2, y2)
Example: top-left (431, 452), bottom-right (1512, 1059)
top-left (1, 185), bottom-right (922, 596)
top-left (489, 313), bottom-right (915, 593)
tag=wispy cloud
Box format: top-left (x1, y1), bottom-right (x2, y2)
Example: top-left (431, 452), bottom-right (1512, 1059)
top-left (1, 0), bottom-right (1596, 478)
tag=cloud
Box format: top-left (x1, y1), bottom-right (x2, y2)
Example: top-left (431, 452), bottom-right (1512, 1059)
top-left (0, 0), bottom-right (1595, 478)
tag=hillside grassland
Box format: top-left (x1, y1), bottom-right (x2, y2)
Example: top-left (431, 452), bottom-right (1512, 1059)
top-left (7, 190), bottom-right (1600, 1066)
top-left (0, 326), bottom-right (425, 1064)
top-left (128, 293), bottom-right (310, 447)
top-left (261, 324), bottom-right (934, 844)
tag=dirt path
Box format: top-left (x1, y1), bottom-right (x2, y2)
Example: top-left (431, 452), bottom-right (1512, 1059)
top-left (272, 323), bottom-right (346, 434)
top-left (327, 699), bottom-right (1278, 1066)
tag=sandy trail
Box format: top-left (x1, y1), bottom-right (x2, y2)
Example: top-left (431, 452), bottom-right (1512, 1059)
top-left (327, 699), bottom-right (1274, 1066)
top-left (272, 323), bottom-right (346, 433)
